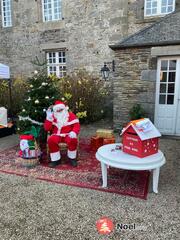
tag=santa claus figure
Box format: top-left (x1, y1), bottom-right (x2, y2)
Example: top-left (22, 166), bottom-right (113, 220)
top-left (44, 100), bottom-right (80, 167)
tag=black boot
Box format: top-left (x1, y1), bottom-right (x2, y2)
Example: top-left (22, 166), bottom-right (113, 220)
top-left (48, 160), bottom-right (61, 168)
top-left (70, 158), bottom-right (78, 167)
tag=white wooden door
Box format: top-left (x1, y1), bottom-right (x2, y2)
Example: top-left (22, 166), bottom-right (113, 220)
top-left (175, 70), bottom-right (180, 134)
top-left (155, 58), bottom-right (180, 135)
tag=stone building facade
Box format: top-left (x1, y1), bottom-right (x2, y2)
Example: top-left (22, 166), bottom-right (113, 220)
top-left (1, 0), bottom-right (180, 135)
top-left (111, 0), bottom-right (180, 136)
top-left (0, 0), bottom-right (129, 78)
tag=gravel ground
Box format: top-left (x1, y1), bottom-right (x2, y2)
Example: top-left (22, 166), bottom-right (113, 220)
top-left (0, 120), bottom-right (179, 240)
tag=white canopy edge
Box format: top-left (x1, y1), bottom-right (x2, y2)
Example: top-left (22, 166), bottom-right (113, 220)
top-left (0, 107), bottom-right (7, 127)
top-left (0, 63), bottom-right (10, 79)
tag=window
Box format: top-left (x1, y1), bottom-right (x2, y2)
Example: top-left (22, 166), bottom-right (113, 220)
top-left (144, 0), bottom-right (175, 17)
top-left (159, 59), bottom-right (176, 105)
top-left (42, 0), bottom-right (62, 22)
top-left (1, 0), bottom-right (12, 27)
top-left (46, 51), bottom-right (66, 78)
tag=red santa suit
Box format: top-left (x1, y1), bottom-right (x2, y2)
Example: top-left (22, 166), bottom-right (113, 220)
top-left (44, 101), bottom-right (80, 162)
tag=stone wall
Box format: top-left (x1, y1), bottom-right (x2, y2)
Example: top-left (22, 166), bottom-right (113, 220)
top-left (0, 0), bottom-right (129, 78)
top-left (1, 0), bottom-right (179, 125)
top-left (112, 0), bottom-right (180, 128)
top-left (128, 0), bottom-right (180, 36)
top-left (113, 47), bottom-right (157, 129)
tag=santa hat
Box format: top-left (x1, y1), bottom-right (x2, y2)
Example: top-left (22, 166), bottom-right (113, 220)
top-left (53, 100), bottom-right (69, 111)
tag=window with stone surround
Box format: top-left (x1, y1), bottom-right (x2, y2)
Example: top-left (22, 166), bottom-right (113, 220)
top-left (144, 0), bottom-right (175, 17)
top-left (46, 51), bottom-right (66, 78)
top-left (1, 0), bottom-right (12, 27)
top-left (42, 0), bottom-right (62, 22)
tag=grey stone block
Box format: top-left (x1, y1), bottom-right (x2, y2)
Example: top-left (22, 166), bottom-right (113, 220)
top-left (140, 70), bottom-right (157, 81)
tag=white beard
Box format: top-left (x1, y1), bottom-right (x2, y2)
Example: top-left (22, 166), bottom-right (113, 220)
top-left (54, 109), bottom-right (69, 129)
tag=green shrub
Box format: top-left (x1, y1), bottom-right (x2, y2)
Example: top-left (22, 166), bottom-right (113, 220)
top-left (129, 104), bottom-right (146, 120)
top-left (54, 70), bottom-right (109, 123)
top-left (0, 78), bottom-right (28, 116)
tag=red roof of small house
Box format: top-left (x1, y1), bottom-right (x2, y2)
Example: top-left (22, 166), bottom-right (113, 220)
top-left (121, 118), bottom-right (161, 141)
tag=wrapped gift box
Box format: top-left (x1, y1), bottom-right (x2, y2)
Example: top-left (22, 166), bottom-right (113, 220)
top-left (96, 129), bottom-right (114, 139)
top-left (103, 137), bottom-right (115, 145)
top-left (121, 118), bottom-right (161, 158)
top-left (91, 136), bottom-right (103, 151)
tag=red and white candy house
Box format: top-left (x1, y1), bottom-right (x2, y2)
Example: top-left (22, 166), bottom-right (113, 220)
top-left (121, 118), bottom-right (161, 158)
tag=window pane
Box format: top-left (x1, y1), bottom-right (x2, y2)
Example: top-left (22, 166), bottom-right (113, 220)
top-left (167, 95), bottom-right (174, 104)
top-left (152, 8), bottom-right (157, 14)
top-left (161, 6), bottom-right (167, 13)
top-left (160, 72), bottom-right (167, 82)
top-left (162, 0), bottom-right (168, 6)
top-left (161, 60), bottom-right (168, 70)
top-left (167, 6), bottom-right (173, 12)
top-left (146, 9), bottom-right (151, 15)
top-left (152, 1), bottom-right (157, 7)
top-left (169, 60), bottom-right (176, 70)
top-left (168, 0), bottom-right (173, 4)
top-left (147, 2), bottom-right (151, 8)
top-left (159, 95), bottom-right (166, 104)
top-left (160, 84), bottom-right (167, 93)
top-left (168, 84), bottom-right (175, 93)
top-left (168, 72), bottom-right (175, 82)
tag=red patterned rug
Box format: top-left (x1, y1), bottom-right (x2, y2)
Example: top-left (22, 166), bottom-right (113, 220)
top-left (0, 139), bottom-right (150, 199)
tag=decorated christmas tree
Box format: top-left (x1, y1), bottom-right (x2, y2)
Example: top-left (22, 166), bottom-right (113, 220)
top-left (17, 68), bottom-right (59, 142)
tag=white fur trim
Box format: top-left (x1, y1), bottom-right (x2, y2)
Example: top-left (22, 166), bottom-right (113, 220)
top-left (52, 133), bottom-right (67, 137)
top-left (57, 129), bottom-right (61, 135)
top-left (53, 104), bottom-right (65, 111)
top-left (69, 131), bottom-right (77, 139)
top-left (50, 151), bottom-right (61, 161)
top-left (64, 119), bottom-right (79, 126)
top-left (52, 118), bottom-right (79, 129)
top-left (67, 150), bottom-right (77, 159)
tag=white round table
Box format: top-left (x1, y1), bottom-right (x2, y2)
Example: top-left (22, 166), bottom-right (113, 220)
top-left (96, 144), bottom-right (166, 193)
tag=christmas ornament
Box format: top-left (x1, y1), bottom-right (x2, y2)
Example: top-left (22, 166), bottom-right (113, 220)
top-left (45, 96), bottom-right (49, 99)
top-left (35, 100), bottom-right (39, 104)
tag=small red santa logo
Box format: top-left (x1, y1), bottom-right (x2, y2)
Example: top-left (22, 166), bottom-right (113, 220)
top-left (96, 217), bottom-right (114, 235)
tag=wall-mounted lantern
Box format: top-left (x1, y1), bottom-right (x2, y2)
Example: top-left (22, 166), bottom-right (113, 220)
top-left (100, 60), bottom-right (115, 80)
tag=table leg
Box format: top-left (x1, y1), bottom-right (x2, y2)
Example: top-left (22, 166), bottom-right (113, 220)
top-left (153, 168), bottom-right (160, 193)
top-left (101, 162), bottom-right (107, 188)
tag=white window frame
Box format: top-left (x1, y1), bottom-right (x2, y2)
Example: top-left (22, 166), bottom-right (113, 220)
top-left (46, 50), bottom-right (66, 78)
top-left (144, 0), bottom-right (175, 17)
top-left (42, 0), bottom-right (62, 22)
top-left (1, 0), bottom-right (12, 27)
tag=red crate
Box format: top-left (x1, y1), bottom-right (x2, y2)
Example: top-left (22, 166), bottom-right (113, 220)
top-left (91, 136), bottom-right (103, 151)
top-left (122, 125), bottom-right (159, 158)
